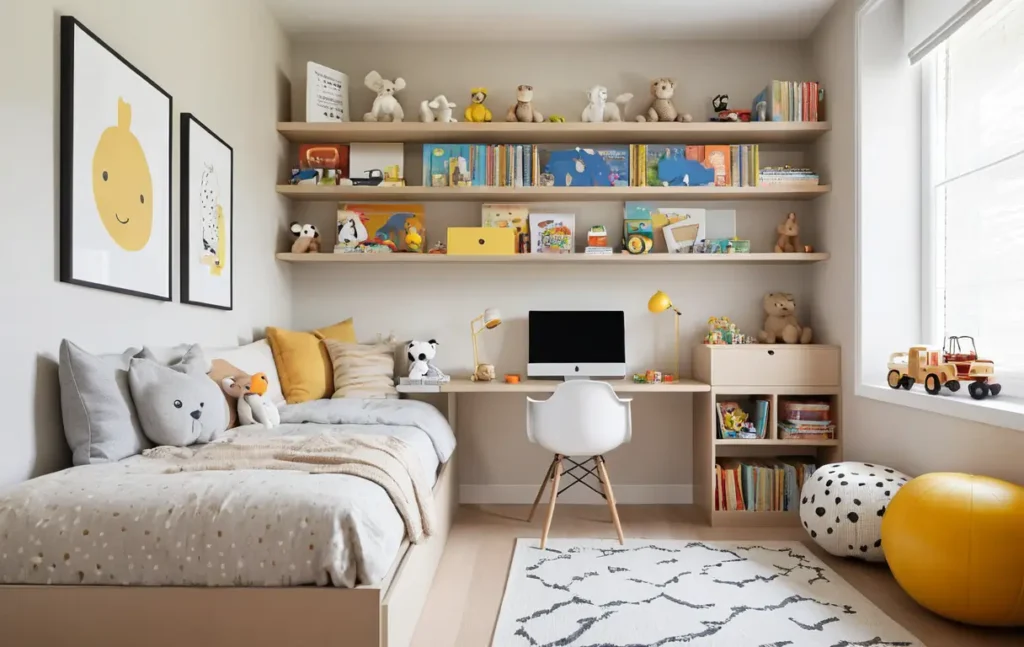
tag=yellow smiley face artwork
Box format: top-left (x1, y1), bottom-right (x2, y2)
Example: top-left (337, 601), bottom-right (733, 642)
top-left (92, 98), bottom-right (153, 251)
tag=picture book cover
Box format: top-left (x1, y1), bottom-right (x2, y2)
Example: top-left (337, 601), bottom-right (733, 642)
top-left (482, 204), bottom-right (529, 253)
top-left (336, 203), bottom-right (426, 252)
top-left (645, 146), bottom-right (716, 187)
top-left (425, 144), bottom-right (471, 187)
top-left (703, 145), bottom-right (731, 187)
top-left (298, 144), bottom-right (349, 175)
top-left (541, 146), bottom-right (629, 187)
top-left (529, 213), bottom-right (574, 254)
top-left (625, 203), bottom-right (706, 253)
top-left (349, 143), bottom-right (403, 184)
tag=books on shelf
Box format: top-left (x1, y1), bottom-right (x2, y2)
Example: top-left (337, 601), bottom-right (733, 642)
top-left (753, 81), bottom-right (824, 122)
top-left (759, 166), bottom-right (819, 187)
top-left (418, 144), bottom-right (778, 190)
top-left (632, 144), bottom-right (760, 188)
top-left (716, 458), bottom-right (818, 512)
top-left (422, 144), bottom-right (539, 187)
top-left (777, 400), bottom-right (835, 439)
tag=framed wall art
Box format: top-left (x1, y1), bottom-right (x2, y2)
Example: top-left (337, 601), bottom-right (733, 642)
top-left (59, 16), bottom-right (172, 300)
top-left (180, 114), bottom-right (233, 310)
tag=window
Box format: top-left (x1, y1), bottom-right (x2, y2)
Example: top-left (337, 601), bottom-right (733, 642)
top-left (923, 0), bottom-right (1024, 383)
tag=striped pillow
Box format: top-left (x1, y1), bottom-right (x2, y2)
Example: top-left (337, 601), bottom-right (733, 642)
top-left (322, 339), bottom-right (398, 399)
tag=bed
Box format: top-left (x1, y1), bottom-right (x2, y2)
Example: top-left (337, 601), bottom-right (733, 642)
top-left (0, 383), bottom-right (458, 647)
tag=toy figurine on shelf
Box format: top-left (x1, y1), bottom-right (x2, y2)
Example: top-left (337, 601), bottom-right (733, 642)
top-left (705, 316), bottom-right (755, 345)
top-left (464, 88), bottom-right (492, 122)
top-left (711, 94), bottom-right (751, 122)
top-left (428, 242), bottom-right (447, 254)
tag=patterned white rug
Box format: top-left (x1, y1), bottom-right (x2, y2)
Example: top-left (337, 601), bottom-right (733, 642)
top-left (492, 539), bottom-right (921, 647)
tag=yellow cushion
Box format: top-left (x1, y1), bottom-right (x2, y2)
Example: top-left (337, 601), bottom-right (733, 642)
top-left (881, 472), bottom-right (1024, 627)
top-left (266, 319), bottom-right (356, 403)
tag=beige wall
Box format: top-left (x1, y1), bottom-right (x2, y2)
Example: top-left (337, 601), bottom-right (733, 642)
top-left (0, 0), bottom-right (293, 486)
top-left (810, 0), bottom-right (1024, 485)
top-left (289, 40), bottom-right (819, 501)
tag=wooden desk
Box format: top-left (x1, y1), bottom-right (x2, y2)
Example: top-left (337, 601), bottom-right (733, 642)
top-left (397, 378), bottom-right (709, 432)
top-left (396, 378), bottom-right (709, 394)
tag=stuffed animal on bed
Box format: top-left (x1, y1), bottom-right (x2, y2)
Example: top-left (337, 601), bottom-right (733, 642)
top-left (222, 372), bottom-right (280, 429)
top-left (406, 339), bottom-right (448, 380)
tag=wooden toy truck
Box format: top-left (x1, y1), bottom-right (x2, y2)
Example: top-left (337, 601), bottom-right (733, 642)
top-left (887, 340), bottom-right (1000, 400)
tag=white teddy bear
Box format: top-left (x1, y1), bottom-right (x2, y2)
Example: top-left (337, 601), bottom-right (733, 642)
top-left (406, 340), bottom-right (448, 381)
top-left (363, 70), bottom-right (406, 122)
top-left (419, 94), bottom-right (457, 123)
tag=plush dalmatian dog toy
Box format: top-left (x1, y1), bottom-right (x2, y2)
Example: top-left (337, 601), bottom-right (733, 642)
top-left (406, 340), bottom-right (448, 381)
top-left (799, 461), bottom-right (911, 562)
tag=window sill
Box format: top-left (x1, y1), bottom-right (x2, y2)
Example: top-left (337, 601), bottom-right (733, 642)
top-left (856, 383), bottom-right (1024, 432)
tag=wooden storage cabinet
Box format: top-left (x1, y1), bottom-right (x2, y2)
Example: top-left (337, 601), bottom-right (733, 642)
top-left (693, 344), bottom-right (839, 387)
top-left (692, 344), bottom-right (842, 527)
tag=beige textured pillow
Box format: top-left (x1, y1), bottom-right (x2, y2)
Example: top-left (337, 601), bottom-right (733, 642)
top-left (323, 339), bottom-right (398, 399)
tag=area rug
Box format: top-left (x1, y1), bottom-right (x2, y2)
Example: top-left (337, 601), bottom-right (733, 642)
top-left (492, 539), bottom-right (921, 647)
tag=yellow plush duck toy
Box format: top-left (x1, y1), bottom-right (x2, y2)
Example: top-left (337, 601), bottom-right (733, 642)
top-left (465, 87), bottom-right (493, 122)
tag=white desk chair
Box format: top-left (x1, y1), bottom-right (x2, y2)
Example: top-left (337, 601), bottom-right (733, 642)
top-left (526, 380), bottom-right (632, 548)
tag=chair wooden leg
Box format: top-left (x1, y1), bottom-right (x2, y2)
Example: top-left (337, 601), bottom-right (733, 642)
top-left (540, 456), bottom-right (562, 549)
top-left (597, 456), bottom-right (624, 545)
top-left (528, 457), bottom-right (557, 522)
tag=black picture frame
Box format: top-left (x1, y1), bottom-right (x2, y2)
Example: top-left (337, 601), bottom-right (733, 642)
top-left (59, 16), bottom-right (173, 301)
top-left (180, 113), bottom-right (234, 310)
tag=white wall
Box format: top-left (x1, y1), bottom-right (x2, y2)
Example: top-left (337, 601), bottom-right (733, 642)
top-left (811, 0), bottom-right (1024, 484)
top-left (289, 40), bottom-right (820, 500)
top-left (0, 0), bottom-right (294, 486)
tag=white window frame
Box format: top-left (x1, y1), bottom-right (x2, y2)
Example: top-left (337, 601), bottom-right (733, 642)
top-left (854, 0), bottom-right (1024, 432)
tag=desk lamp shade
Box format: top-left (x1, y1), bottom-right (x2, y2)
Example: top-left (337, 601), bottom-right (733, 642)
top-left (483, 308), bottom-right (502, 329)
top-left (471, 308), bottom-right (502, 374)
top-left (648, 290), bottom-right (680, 378)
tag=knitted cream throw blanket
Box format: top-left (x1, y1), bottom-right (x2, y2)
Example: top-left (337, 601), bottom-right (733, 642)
top-left (144, 433), bottom-right (435, 543)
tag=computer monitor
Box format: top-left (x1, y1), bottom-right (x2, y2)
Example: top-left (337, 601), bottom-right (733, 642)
top-left (528, 311), bottom-right (626, 379)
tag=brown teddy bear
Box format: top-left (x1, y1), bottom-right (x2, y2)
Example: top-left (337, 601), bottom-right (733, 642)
top-left (774, 212), bottom-right (801, 253)
top-left (758, 292), bottom-right (813, 344)
top-left (635, 78), bottom-right (693, 123)
top-left (506, 85), bottom-right (544, 123)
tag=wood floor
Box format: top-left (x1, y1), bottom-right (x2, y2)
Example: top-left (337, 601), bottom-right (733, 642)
top-left (411, 505), bottom-right (1023, 647)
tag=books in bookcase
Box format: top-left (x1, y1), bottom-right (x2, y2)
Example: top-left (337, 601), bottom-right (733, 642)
top-left (715, 458), bottom-right (818, 512)
top-left (540, 146), bottom-right (630, 187)
top-left (752, 80), bottom-right (823, 122)
top-left (422, 144), bottom-right (537, 187)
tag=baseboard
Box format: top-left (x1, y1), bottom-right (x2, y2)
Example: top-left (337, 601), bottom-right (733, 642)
top-left (459, 484), bottom-right (693, 505)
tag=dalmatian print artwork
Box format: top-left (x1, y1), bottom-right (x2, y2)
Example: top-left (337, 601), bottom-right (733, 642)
top-left (799, 462), bottom-right (911, 562)
top-left (199, 164), bottom-right (224, 275)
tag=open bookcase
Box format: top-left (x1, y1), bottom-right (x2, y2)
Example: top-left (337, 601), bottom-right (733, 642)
top-left (693, 344), bottom-right (842, 527)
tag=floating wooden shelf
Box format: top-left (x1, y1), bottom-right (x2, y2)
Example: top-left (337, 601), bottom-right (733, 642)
top-left (276, 185), bottom-right (830, 202)
top-left (714, 438), bottom-right (840, 447)
top-left (277, 121), bottom-right (831, 145)
top-left (277, 252), bottom-right (830, 265)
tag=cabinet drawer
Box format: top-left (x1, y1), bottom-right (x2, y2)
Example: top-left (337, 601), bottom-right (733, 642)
top-left (447, 227), bottom-right (516, 255)
top-left (695, 345), bottom-right (839, 386)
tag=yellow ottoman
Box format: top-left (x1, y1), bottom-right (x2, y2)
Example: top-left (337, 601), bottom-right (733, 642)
top-left (881, 472), bottom-right (1024, 627)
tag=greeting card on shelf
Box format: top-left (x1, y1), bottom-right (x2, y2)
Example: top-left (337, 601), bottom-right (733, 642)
top-left (529, 213), bottom-right (575, 254)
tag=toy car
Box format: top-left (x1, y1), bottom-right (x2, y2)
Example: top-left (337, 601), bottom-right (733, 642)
top-left (943, 336), bottom-right (1000, 399)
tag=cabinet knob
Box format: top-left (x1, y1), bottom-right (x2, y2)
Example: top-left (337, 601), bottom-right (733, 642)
top-left (767, 350), bottom-right (776, 356)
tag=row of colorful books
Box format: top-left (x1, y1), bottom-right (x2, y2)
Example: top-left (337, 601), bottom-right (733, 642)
top-left (753, 80), bottom-right (824, 122)
top-left (715, 459), bottom-right (818, 512)
top-left (422, 144), bottom-right (541, 188)
top-left (629, 145), bottom-right (761, 188)
top-left (777, 400), bottom-right (834, 440)
top-left (421, 144), bottom-right (784, 189)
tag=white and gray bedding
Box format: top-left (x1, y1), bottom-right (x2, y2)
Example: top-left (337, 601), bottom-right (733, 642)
top-left (0, 400), bottom-right (454, 588)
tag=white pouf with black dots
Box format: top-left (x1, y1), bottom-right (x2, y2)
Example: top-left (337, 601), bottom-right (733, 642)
top-left (799, 461), bottom-right (910, 562)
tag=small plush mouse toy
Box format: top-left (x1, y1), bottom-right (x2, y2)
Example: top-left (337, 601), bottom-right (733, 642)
top-left (407, 339), bottom-right (448, 380)
top-left (290, 222), bottom-right (320, 253)
top-left (222, 372), bottom-right (280, 429)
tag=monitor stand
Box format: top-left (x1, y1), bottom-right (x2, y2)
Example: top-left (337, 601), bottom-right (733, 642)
top-left (562, 375), bottom-right (592, 382)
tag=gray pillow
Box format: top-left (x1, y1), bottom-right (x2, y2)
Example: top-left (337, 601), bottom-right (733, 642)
top-left (58, 340), bottom-right (153, 465)
top-left (128, 357), bottom-right (227, 447)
